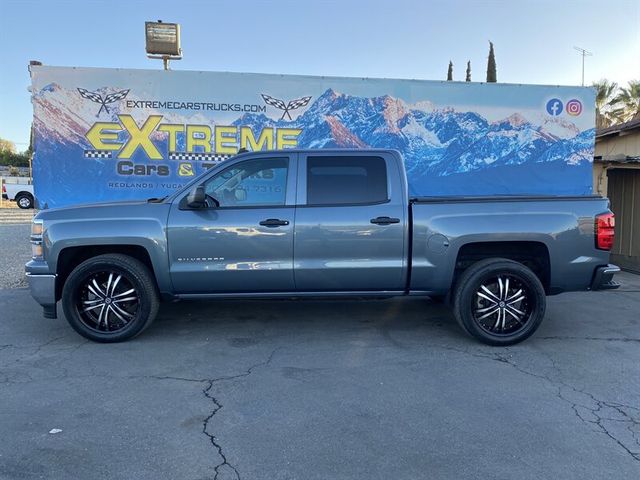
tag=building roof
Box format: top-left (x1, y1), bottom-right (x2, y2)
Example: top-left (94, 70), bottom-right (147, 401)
top-left (596, 117), bottom-right (640, 139)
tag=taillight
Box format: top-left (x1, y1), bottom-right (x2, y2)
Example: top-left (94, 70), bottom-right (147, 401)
top-left (595, 212), bottom-right (615, 251)
top-left (2, 184), bottom-right (5, 193)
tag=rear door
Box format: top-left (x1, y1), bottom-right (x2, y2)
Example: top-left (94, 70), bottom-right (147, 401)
top-left (294, 152), bottom-right (407, 291)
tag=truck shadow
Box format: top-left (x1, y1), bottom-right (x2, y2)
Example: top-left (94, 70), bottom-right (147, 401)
top-left (150, 297), bottom-right (462, 347)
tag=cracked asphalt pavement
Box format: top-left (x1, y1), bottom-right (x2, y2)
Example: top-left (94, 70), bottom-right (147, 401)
top-left (0, 223), bottom-right (31, 289)
top-left (0, 273), bottom-right (639, 479)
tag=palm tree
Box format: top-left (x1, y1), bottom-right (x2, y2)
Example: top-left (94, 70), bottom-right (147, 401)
top-left (593, 79), bottom-right (619, 128)
top-left (615, 80), bottom-right (640, 122)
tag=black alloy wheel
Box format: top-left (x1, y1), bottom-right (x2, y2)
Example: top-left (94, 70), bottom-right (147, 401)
top-left (453, 258), bottom-right (546, 345)
top-left (75, 270), bottom-right (140, 333)
top-left (61, 254), bottom-right (159, 342)
top-left (472, 274), bottom-right (533, 335)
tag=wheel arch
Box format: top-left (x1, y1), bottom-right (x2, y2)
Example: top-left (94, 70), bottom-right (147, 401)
top-left (453, 240), bottom-right (551, 294)
top-left (55, 245), bottom-right (158, 301)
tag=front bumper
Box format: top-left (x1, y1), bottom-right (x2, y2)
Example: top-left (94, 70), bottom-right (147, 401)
top-left (26, 273), bottom-right (57, 318)
top-left (591, 264), bottom-right (621, 290)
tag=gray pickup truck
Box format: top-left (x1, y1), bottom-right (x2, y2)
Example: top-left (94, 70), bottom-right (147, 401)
top-left (26, 149), bottom-right (620, 345)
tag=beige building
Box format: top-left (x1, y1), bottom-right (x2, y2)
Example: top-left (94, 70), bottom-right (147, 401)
top-left (593, 118), bottom-right (640, 272)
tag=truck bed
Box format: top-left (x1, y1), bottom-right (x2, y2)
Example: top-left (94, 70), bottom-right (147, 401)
top-left (409, 194), bottom-right (611, 295)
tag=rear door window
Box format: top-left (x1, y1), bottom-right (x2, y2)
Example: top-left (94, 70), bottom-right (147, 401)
top-left (306, 156), bottom-right (388, 205)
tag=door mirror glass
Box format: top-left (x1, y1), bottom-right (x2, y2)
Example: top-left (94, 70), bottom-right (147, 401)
top-left (235, 188), bottom-right (247, 202)
top-left (186, 185), bottom-right (205, 208)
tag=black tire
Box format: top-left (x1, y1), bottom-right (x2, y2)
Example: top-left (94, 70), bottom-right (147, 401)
top-left (16, 192), bottom-right (34, 209)
top-left (453, 258), bottom-right (546, 346)
top-left (61, 254), bottom-right (159, 342)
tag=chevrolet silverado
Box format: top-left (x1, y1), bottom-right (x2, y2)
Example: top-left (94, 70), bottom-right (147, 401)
top-left (26, 149), bottom-right (620, 345)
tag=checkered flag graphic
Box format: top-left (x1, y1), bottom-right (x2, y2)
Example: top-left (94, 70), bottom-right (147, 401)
top-left (103, 90), bottom-right (130, 104)
top-left (169, 152), bottom-right (232, 163)
top-left (261, 94), bottom-right (312, 120)
top-left (84, 150), bottom-right (112, 159)
top-left (261, 94), bottom-right (287, 111)
top-left (77, 88), bottom-right (130, 116)
top-left (287, 96), bottom-right (312, 111)
top-left (77, 88), bottom-right (103, 104)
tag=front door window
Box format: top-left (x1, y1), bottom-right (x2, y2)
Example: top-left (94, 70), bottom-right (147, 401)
top-left (204, 157), bottom-right (289, 207)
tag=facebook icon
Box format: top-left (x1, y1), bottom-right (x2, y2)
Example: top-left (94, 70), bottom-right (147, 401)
top-left (546, 98), bottom-right (563, 116)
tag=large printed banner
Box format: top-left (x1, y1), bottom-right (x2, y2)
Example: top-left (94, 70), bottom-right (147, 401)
top-left (31, 66), bottom-right (596, 208)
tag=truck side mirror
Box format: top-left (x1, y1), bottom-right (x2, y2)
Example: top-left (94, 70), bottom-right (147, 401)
top-left (186, 185), bottom-right (206, 209)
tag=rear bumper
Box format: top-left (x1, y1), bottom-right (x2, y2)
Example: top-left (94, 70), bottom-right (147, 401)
top-left (26, 273), bottom-right (57, 318)
top-left (591, 264), bottom-right (621, 290)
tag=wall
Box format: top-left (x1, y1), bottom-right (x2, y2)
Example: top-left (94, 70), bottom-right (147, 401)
top-left (593, 128), bottom-right (640, 197)
top-left (594, 130), bottom-right (640, 160)
top-left (31, 65), bottom-right (597, 208)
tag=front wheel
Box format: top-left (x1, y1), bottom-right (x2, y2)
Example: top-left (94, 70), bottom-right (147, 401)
top-left (61, 254), bottom-right (159, 342)
top-left (453, 258), bottom-right (546, 346)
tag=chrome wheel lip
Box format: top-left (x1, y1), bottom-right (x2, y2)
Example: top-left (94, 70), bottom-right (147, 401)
top-left (75, 270), bottom-right (140, 334)
top-left (472, 273), bottom-right (533, 336)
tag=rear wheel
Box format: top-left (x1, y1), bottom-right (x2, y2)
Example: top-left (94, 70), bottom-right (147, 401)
top-left (16, 193), bottom-right (34, 209)
top-left (61, 254), bottom-right (159, 342)
top-left (453, 258), bottom-right (546, 346)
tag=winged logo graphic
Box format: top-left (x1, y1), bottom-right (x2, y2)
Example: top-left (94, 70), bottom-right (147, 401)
top-left (261, 94), bottom-right (312, 120)
top-left (77, 88), bottom-right (130, 116)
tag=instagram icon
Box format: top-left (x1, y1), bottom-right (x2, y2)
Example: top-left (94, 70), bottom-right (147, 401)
top-left (566, 99), bottom-right (583, 116)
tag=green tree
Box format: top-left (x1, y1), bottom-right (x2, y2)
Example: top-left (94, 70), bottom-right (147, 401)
top-left (615, 80), bottom-right (640, 122)
top-left (0, 138), bottom-right (29, 168)
top-left (447, 61), bottom-right (453, 81)
top-left (466, 61), bottom-right (471, 82)
top-left (0, 138), bottom-right (16, 153)
top-left (27, 124), bottom-right (34, 156)
top-left (486, 42), bottom-right (497, 83)
top-left (0, 151), bottom-right (29, 168)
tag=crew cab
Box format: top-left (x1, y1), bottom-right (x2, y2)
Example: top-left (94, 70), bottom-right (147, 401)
top-left (26, 149), bottom-right (620, 345)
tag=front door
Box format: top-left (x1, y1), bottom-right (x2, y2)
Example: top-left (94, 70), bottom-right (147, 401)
top-left (167, 154), bottom-right (296, 293)
top-left (294, 152), bottom-right (407, 291)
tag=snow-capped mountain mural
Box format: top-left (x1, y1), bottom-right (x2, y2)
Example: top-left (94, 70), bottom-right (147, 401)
top-left (30, 66), bottom-right (596, 208)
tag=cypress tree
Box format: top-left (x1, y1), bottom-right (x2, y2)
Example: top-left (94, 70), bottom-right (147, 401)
top-left (487, 42), bottom-right (497, 82)
top-left (466, 61), bottom-right (471, 82)
top-left (447, 61), bottom-right (453, 81)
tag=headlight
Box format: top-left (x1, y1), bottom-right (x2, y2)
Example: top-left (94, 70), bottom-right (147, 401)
top-left (31, 219), bottom-right (44, 259)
